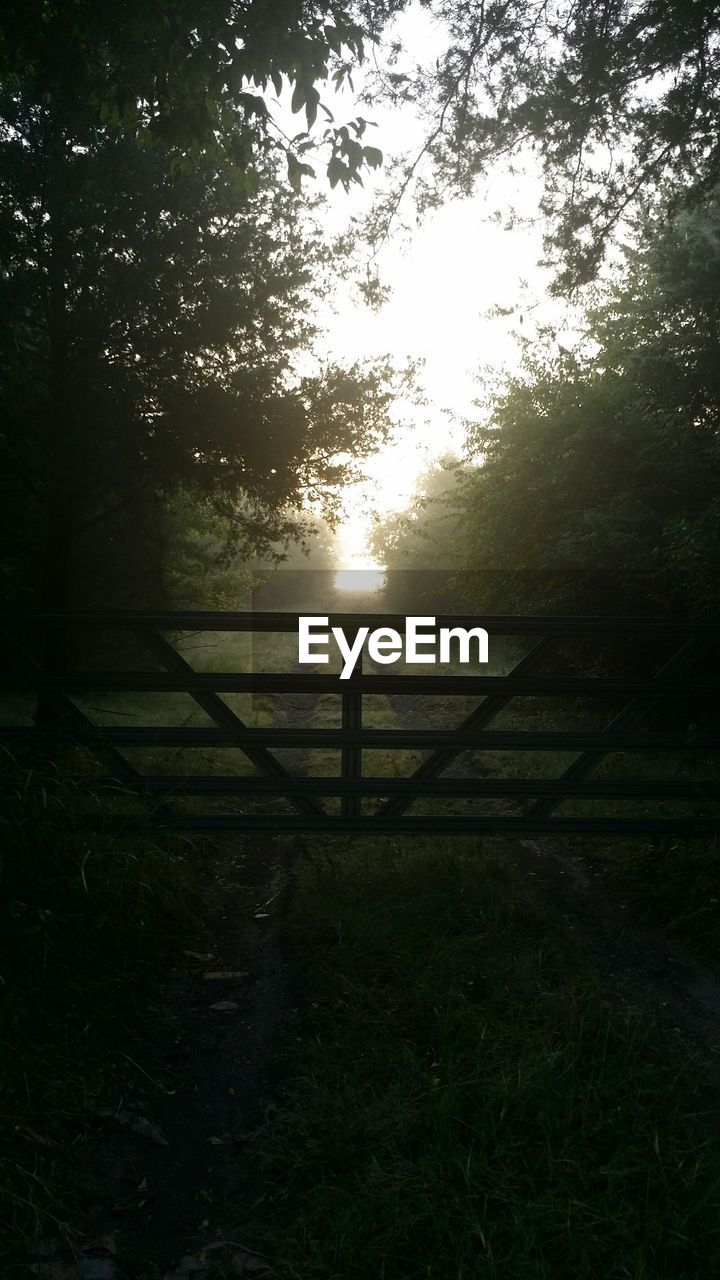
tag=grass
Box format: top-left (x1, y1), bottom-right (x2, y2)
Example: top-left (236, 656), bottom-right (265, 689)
top-left (0, 763), bottom-right (194, 1264)
top-left (358, 642), bottom-right (720, 961)
top-left (3, 627), bottom-right (720, 1274)
top-left (4, 624), bottom-right (720, 1271)
top-left (257, 835), bottom-right (720, 1280)
top-left (580, 834), bottom-right (720, 962)
top-left (301, 692), bottom-right (423, 814)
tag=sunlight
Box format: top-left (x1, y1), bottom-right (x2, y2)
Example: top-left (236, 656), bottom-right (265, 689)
top-left (320, 184), bottom-right (553, 568)
top-left (333, 507), bottom-right (387, 591)
top-left (334, 566), bottom-right (386, 592)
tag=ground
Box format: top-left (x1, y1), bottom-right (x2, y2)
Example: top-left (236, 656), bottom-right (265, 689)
top-left (22, 824), bottom-right (720, 1279)
top-left (14, 616), bottom-right (720, 1277)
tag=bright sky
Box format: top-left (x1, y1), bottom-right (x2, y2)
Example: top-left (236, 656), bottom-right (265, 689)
top-left (324, 194), bottom-right (551, 572)
top-left (293, 4), bottom-right (563, 579)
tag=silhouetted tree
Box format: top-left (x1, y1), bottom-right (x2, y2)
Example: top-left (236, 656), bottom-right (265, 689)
top-left (0, 79), bottom-right (400, 619)
top-left (440, 194), bottom-right (720, 613)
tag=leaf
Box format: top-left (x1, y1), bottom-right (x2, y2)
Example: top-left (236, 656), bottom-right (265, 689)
top-left (323, 24), bottom-right (342, 54)
top-left (363, 146), bottom-right (383, 169)
top-left (327, 156), bottom-right (346, 189)
top-left (287, 153), bottom-right (302, 194)
top-left (238, 93), bottom-right (269, 120)
top-left (304, 87), bottom-right (320, 130)
top-left (341, 136), bottom-right (363, 168)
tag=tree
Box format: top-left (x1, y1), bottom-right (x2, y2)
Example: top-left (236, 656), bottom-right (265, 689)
top-left (160, 489), bottom-right (340, 610)
top-left (370, 455), bottom-right (467, 610)
top-left (6, 2), bottom-right (720, 293)
top-left (367, 0), bottom-right (720, 291)
top-left (445, 191), bottom-right (720, 613)
top-left (0, 0), bottom-right (389, 195)
top-left (0, 74), bottom-right (403, 622)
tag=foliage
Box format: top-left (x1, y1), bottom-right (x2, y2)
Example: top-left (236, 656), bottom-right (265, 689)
top-left (370, 454), bottom-right (468, 609)
top-left (370, 453), bottom-right (464, 565)
top-left (369, 0), bottom-right (720, 290)
top-left (163, 487), bottom-right (340, 608)
top-left (6, 0), bottom-right (720, 296)
top-left (0, 0), bottom-right (389, 195)
top-left (0, 66), bottom-right (403, 608)
top-left (7, 1), bottom-right (720, 291)
top-left (378, 192), bottom-right (720, 616)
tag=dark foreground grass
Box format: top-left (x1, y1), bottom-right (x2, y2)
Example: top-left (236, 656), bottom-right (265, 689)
top-left (583, 836), bottom-right (720, 964)
top-left (0, 766), bottom-right (193, 1263)
top-left (258, 837), bottom-right (720, 1280)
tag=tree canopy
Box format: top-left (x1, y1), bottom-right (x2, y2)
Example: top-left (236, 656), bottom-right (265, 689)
top-left (369, 0), bottom-right (720, 291)
top-left (0, 61), bottom-right (403, 609)
top-left (5, 0), bottom-right (720, 617)
top-left (0, 0), bottom-right (389, 196)
top-left (6, 1), bottom-right (720, 289)
top-left (372, 191), bottom-right (720, 614)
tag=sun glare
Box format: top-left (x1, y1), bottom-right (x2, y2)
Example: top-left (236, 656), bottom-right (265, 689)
top-left (334, 566), bottom-right (386, 592)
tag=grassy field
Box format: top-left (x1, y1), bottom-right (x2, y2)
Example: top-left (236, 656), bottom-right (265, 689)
top-left (257, 835), bottom-right (720, 1280)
